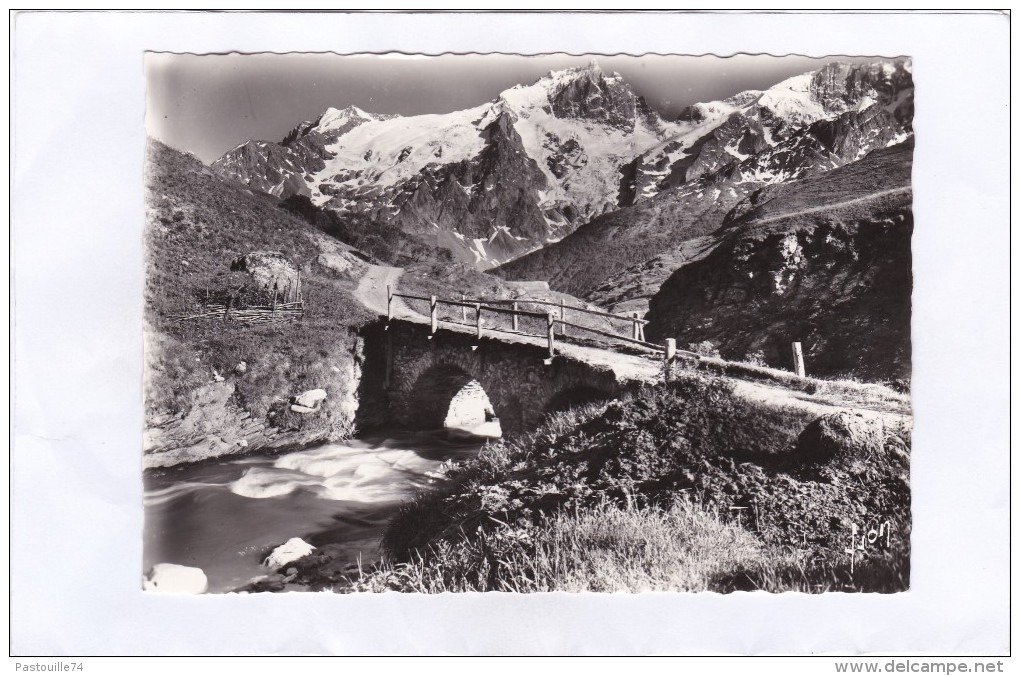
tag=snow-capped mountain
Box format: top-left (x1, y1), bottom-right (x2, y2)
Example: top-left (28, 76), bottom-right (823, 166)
top-left (630, 60), bottom-right (914, 201)
top-left (213, 58), bottom-right (913, 272)
top-left (213, 60), bottom-right (687, 267)
top-left (498, 59), bottom-right (913, 305)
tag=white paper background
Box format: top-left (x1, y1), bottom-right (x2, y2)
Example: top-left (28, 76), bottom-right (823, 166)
top-left (10, 10), bottom-right (1011, 656)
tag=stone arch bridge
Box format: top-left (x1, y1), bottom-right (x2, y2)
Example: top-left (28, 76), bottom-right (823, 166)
top-left (356, 318), bottom-right (657, 436)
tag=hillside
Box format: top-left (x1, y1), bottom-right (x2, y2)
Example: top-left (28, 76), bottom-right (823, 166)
top-left (586, 235), bottom-right (722, 314)
top-left (493, 176), bottom-right (753, 298)
top-left (144, 139), bottom-right (382, 466)
top-left (645, 140), bottom-right (914, 383)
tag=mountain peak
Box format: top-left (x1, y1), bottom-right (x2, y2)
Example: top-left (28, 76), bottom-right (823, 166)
top-left (322, 104), bottom-right (372, 119)
top-left (560, 58), bottom-right (615, 83)
top-left (581, 57), bottom-right (603, 75)
top-left (311, 104), bottom-right (401, 138)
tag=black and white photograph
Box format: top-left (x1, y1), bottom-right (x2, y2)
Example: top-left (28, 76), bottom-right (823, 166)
top-left (143, 51), bottom-right (915, 595)
top-left (10, 10), bottom-right (1011, 659)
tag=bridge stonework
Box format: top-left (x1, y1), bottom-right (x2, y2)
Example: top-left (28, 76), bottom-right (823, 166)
top-left (360, 319), bottom-right (633, 436)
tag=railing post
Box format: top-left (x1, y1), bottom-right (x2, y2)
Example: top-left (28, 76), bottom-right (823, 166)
top-left (560, 299), bottom-right (567, 337)
top-left (664, 338), bottom-right (676, 380)
top-left (430, 295), bottom-right (438, 335)
top-left (461, 294), bottom-right (467, 323)
top-left (632, 313), bottom-right (639, 341)
top-left (512, 301), bottom-right (519, 332)
top-left (387, 285), bottom-right (393, 321)
top-left (792, 341), bottom-right (806, 377)
top-left (384, 328), bottom-right (393, 389)
top-left (476, 303), bottom-right (483, 339)
top-left (546, 311), bottom-right (556, 360)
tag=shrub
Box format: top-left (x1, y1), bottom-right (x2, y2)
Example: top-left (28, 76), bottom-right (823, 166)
top-left (688, 340), bottom-right (721, 358)
top-left (744, 349), bottom-right (768, 367)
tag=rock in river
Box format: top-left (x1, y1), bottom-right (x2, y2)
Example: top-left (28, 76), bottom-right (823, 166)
top-left (264, 538), bottom-right (316, 569)
top-left (143, 563), bottom-right (209, 594)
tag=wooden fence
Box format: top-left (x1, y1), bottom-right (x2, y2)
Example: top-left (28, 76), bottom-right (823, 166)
top-left (171, 299), bottom-right (301, 324)
top-left (171, 300), bottom-right (305, 324)
top-left (387, 287), bottom-right (703, 369)
top-left (172, 275), bottom-right (305, 324)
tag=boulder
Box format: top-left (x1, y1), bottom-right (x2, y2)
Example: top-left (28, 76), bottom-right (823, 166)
top-left (231, 251), bottom-right (301, 302)
top-left (293, 388), bottom-right (327, 409)
top-left (313, 252), bottom-right (357, 277)
top-left (143, 563), bottom-right (208, 594)
top-left (264, 537), bottom-right (316, 569)
top-left (290, 404), bottom-right (317, 414)
top-left (794, 410), bottom-right (884, 463)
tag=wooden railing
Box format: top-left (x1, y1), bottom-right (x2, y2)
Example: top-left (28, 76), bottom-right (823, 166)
top-left (386, 288), bottom-right (815, 379)
top-left (387, 286), bottom-right (689, 366)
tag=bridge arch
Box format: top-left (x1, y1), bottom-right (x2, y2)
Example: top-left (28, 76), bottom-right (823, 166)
top-left (371, 320), bottom-right (638, 437)
top-left (405, 362), bottom-right (502, 437)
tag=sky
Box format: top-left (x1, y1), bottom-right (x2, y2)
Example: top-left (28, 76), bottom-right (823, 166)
top-left (146, 52), bottom-right (888, 164)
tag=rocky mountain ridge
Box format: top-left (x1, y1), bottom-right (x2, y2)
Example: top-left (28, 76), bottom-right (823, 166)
top-left (214, 61), bottom-right (693, 268)
top-left (213, 59), bottom-right (911, 270)
top-left (497, 60), bottom-right (913, 302)
top-left (645, 141), bottom-right (914, 381)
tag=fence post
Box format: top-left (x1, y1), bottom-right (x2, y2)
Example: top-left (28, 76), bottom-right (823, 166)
top-left (461, 294), bottom-right (467, 322)
top-left (476, 305), bottom-right (483, 340)
top-left (224, 296), bottom-right (232, 322)
top-left (560, 299), bottom-right (567, 337)
top-left (632, 313), bottom-right (639, 341)
top-left (384, 329), bottom-right (393, 389)
top-left (792, 342), bottom-right (806, 377)
top-left (271, 284), bottom-right (278, 320)
top-left (664, 338), bottom-right (676, 379)
top-left (386, 285), bottom-right (393, 321)
top-left (430, 295), bottom-right (438, 335)
top-left (512, 301), bottom-right (519, 332)
top-left (546, 311), bottom-right (556, 360)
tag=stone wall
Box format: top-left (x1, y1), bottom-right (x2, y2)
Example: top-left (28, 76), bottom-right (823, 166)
top-left (360, 320), bottom-right (631, 436)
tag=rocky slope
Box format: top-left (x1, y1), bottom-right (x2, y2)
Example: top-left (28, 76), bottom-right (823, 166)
top-left (644, 140), bottom-right (914, 383)
top-left (496, 59), bottom-right (914, 300)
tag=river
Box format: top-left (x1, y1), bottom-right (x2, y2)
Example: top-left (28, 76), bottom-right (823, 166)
top-left (143, 430), bottom-right (493, 593)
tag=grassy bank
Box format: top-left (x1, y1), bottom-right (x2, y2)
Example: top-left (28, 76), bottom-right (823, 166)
top-left (144, 140), bottom-right (382, 463)
top-left (294, 373), bottom-right (910, 593)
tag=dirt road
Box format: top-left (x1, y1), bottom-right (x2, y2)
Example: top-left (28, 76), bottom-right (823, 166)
top-left (755, 186), bottom-right (911, 226)
top-left (354, 265), bottom-right (418, 318)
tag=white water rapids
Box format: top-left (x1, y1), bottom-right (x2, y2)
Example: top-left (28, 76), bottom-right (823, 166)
top-left (143, 431), bottom-right (490, 593)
